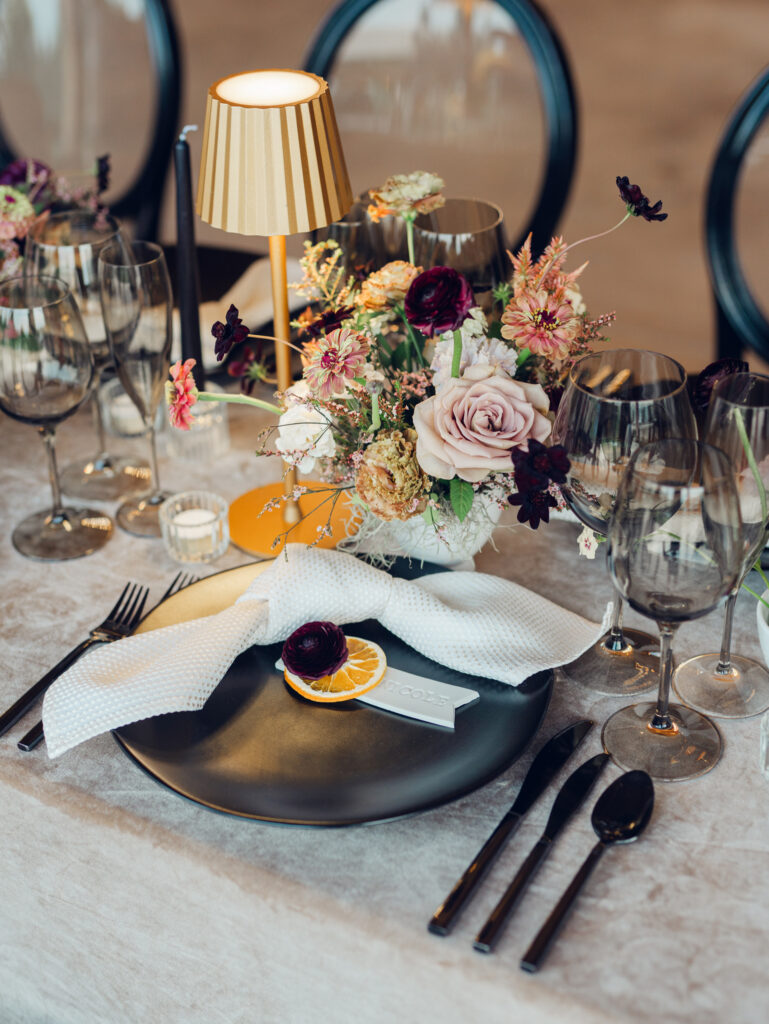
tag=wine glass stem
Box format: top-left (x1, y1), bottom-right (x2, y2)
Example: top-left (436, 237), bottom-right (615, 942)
top-left (91, 367), bottom-right (108, 457)
top-left (605, 597), bottom-right (627, 652)
top-left (650, 622), bottom-right (679, 732)
top-left (715, 592), bottom-right (737, 676)
top-left (39, 425), bottom-right (65, 517)
top-left (147, 425), bottom-right (162, 496)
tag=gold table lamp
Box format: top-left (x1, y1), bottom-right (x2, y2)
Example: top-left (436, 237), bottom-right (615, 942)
top-left (196, 68), bottom-right (354, 556)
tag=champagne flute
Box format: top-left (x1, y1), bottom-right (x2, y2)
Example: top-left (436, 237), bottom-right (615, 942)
top-left (26, 210), bottom-right (151, 500)
top-left (0, 275), bottom-right (113, 559)
top-left (552, 349), bottom-right (697, 695)
top-left (674, 372), bottom-right (769, 717)
top-left (98, 241), bottom-right (172, 537)
top-left (603, 439), bottom-right (742, 781)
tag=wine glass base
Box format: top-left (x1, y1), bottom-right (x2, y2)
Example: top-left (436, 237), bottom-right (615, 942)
top-left (60, 454), bottom-right (151, 502)
top-left (116, 492), bottom-right (170, 538)
top-left (12, 507), bottom-right (113, 561)
top-left (601, 702), bottom-right (722, 781)
top-left (673, 653), bottom-right (769, 719)
top-left (560, 627), bottom-right (659, 696)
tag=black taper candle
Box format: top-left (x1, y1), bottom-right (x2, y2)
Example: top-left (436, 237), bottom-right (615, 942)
top-left (174, 124), bottom-right (205, 389)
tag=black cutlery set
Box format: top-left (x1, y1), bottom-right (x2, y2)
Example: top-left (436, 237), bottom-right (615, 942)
top-left (428, 720), bottom-right (654, 972)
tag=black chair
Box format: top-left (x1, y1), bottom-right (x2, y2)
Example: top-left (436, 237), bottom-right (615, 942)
top-left (304, 0), bottom-right (578, 257)
top-left (705, 66), bottom-right (769, 363)
top-left (0, 0), bottom-right (181, 242)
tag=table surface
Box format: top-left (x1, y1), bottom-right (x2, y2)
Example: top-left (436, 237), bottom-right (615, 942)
top-left (2, 394), bottom-right (768, 1024)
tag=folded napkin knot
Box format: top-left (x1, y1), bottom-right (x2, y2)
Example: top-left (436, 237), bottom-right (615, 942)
top-left (42, 544), bottom-right (611, 759)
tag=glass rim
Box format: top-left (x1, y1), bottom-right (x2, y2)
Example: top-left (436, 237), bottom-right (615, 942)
top-left (0, 273), bottom-right (73, 310)
top-left (98, 238), bottom-right (166, 269)
top-left (413, 196), bottom-right (504, 233)
top-left (28, 208), bottom-right (122, 247)
top-left (709, 370), bottom-right (769, 407)
top-left (568, 348), bottom-right (689, 405)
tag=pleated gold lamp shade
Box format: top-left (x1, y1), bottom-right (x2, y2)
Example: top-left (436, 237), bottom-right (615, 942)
top-left (196, 68), bottom-right (353, 556)
top-left (196, 69), bottom-right (353, 236)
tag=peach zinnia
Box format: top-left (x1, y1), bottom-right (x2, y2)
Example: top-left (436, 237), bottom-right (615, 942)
top-left (165, 358), bottom-right (199, 430)
top-left (501, 289), bottom-right (579, 360)
top-left (303, 328), bottom-right (369, 400)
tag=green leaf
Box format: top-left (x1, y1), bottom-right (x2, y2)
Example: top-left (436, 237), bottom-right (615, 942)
top-left (487, 319), bottom-right (504, 340)
top-left (449, 477), bottom-right (474, 523)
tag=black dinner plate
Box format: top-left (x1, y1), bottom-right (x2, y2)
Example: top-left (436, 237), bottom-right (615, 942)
top-left (114, 560), bottom-right (553, 826)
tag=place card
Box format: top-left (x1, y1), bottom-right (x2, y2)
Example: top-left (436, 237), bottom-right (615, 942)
top-left (275, 659), bottom-right (478, 728)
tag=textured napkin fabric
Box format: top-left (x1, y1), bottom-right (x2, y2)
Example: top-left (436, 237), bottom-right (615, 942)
top-left (43, 545), bottom-right (612, 758)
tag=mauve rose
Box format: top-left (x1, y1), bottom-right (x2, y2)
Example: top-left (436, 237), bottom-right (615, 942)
top-left (282, 621), bottom-right (348, 681)
top-left (413, 364), bottom-right (551, 482)
top-left (404, 266), bottom-right (474, 337)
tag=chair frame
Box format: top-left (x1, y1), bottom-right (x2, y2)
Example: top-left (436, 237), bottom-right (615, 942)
top-left (0, 0), bottom-right (181, 242)
top-left (303, 0), bottom-right (578, 257)
top-left (705, 65), bottom-right (769, 362)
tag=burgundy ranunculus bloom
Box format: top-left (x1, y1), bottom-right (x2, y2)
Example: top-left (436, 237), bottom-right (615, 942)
top-left (691, 358), bottom-right (749, 419)
top-left (282, 621), bottom-right (349, 680)
top-left (404, 266), bottom-right (474, 338)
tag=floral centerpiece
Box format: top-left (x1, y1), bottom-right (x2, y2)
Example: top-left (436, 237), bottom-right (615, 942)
top-left (167, 172), bottom-right (667, 562)
top-left (0, 155), bottom-right (109, 278)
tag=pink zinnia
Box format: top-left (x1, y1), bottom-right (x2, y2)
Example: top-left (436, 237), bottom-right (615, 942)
top-left (501, 289), bottom-right (578, 360)
top-left (165, 358), bottom-right (198, 429)
top-left (303, 327), bottom-right (369, 399)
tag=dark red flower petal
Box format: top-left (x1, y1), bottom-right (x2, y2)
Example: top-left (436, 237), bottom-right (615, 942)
top-left (282, 621), bottom-right (349, 681)
top-left (404, 266), bottom-right (474, 338)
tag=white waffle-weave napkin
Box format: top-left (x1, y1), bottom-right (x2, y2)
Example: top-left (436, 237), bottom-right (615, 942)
top-left (43, 545), bottom-right (612, 758)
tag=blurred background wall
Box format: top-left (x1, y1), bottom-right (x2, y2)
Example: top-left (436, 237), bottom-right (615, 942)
top-left (164, 0), bottom-right (769, 374)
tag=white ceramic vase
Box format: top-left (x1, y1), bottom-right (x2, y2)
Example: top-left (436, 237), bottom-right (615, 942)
top-left (340, 493), bottom-right (503, 569)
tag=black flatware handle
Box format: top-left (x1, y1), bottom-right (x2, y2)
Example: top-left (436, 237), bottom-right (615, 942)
top-left (520, 840), bottom-right (605, 973)
top-left (474, 836), bottom-right (551, 953)
top-left (428, 813), bottom-right (521, 936)
top-left (0, 638), bottom-right (95, 738)
top-left (18, 720), bottom-right (44, 751)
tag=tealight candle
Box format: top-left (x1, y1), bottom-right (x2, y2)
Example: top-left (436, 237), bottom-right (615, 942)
top-left (160, 491), bottom-right (230, 564)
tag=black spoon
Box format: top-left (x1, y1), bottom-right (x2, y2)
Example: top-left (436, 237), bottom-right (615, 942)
top-left (520, 769), bottom-right (654, 973)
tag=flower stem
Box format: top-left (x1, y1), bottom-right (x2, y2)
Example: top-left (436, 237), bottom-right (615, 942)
top-left (516, 346), bottom-right (531, 367)
top-left (404, 212), bottom-right (416, 265)
top-left (368, 392), bottom-right (381, 432)
top-left (733, 407), bottom-right (767, 522)
top-left (451, 328), bottom-right (463, 379)
top-left (534, 212), bottom-right (632, 287)
top-left (247, 332), bottom-right (304, 356)
top-left (197, 391), bottom-right (282, 415)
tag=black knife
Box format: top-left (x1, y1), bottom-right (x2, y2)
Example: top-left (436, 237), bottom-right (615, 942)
top-left (427, 719), bottom-right (594, 937)
top-left (473, 752), bottom-right (609, 953)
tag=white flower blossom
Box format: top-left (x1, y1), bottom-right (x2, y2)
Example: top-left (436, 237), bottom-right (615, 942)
top-left (275, 381), bottom-right (336, 473)
top-left (430, 308), bottom-right (519, 389)
top-left (577, 525), bottom-right (598, 559)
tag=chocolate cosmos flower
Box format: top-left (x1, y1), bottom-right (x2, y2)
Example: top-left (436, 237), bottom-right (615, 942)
top-left (616, 176), bottom-right (668, 222)
top-left (691, 358), bottom-right (749, 419)
top-left (508, 487), bottom-right (557, 529)
top-left (404, 266), bottom-right (474, 337)
top-left (282, 621), bottom-right (349, 680)
top-left (302, 306), bottom-right (355, 339)
top-left (96, 154), bottom-right (110, 194)
top-left (212, 303), bottom-right (249, 361)
top-left (511, 440), bottom-right (570, 491)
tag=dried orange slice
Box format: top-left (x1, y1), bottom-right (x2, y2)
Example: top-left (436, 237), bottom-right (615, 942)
top-left (283, 636), bottom-right (387, 703)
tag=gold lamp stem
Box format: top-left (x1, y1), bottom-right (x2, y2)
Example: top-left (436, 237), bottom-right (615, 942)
top-left (268, 234), bottom-right (300, 524)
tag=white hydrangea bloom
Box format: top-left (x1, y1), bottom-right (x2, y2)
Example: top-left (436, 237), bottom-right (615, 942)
top-left (275, 381), bottom-right (336, 473)
top-left (430, 308), bottom-right (518, 389)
